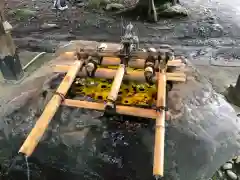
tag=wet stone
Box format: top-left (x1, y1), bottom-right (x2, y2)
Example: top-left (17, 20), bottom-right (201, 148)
top-left (233, 156), bottom-right (238, 160)
top-left (217, 170), bottom-right (223, 178)
top-left (235, 156), bottom-right (240, 164)
top-left (59, 128), bottom-right (90, 147)
top-left (105, 3), bottom-right (124, 11)
top-left (222, 162), bottom-right (233, 170)
top-left (226, 170), bottom-right (238, 180)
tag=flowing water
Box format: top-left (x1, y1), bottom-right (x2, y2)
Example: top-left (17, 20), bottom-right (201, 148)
top-left (25, 156), bottom-right (30, 180)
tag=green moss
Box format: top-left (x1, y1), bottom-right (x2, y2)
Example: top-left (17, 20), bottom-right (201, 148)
top-left (8, 8), bottom-right (37, 20)
top-left (87, 0), bottom-right (108, 9)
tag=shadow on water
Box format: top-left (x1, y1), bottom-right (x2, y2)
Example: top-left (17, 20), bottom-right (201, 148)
top-left (0, 116), bottom-right (155, 180)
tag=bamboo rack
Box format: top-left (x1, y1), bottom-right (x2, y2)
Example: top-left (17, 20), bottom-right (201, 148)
top-left (17, 42), bottom-right (187, 178)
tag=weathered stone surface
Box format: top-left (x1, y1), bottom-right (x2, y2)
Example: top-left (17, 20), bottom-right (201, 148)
top-left (226, 74), bottom-right (240, 107)
top-left (222, 162), bottom-right (233, 170)
top-left (0, 51), bottom-right (240, 180)
top-left (226, 170), bottom-right (238, 180)
top-left (159, 4), bottom-right (188, 18)
top-left (60, 128), bottom-right (90, 147)
top-left (105, 3), bottom-right (124, 11)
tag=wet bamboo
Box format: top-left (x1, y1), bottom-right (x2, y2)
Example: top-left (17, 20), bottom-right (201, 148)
top-left (101, 57), bottom-right (183, 68)
top-left (106, 64), bottom-right (125, 108)
top-left (59, 52), bottom-right (184, 68)
top-left (76, 48), bottom-right (163, 59)
top-left (62, 99), bottom-right (158, 119)
top-left (53, 65), bottom-right (186, 82)
top-left (19, 60), bottom-right (84, 157)
top-left (153, 70), bottom-right (167, 177)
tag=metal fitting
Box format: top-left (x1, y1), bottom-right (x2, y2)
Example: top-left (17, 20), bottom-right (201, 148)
top-left (85, 62), bottom-right (95, 74)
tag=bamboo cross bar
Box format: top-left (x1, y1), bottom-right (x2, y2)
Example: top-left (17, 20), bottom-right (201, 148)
top-left (77, 48), bottom-right (172, 59)
top-left (58, 52), bottom-right (184, 68)
top-left (100, 57), bottom-right (184, 68)
top-left (105, 64), bottom-right (125, 109)
top-left (62, 99), bottom-right (158, 119)
top-left (153, 70), bottom-right (167, 177)
top-left (19, 60), bottom-right (84, 157)
top-left (53, 65), bottom-right (186, 82)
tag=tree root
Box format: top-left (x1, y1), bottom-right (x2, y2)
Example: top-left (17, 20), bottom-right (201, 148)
top-left (113, 0), bottom-right (188, 22)
top-left (148, 0), bottom-right (158, 22)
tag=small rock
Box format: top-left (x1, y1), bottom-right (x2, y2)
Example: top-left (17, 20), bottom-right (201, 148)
top-left (105, 3), bottom-right (124, 11)
top-left (168, 91), bottom-right (183, 111)
top-left (226, 170), bottom-right (238, 180)
top-left (222, 162), bottom-right (233, 170)
top-left (60, 128), bottom-right (90, 147)
top-left (3, 21), bottom-right (13, 32)
top-left (216, 170), bottom-right (223, 178)
top-left (102, 0), bottom-right (110, 4)
top-left (228, 160), bottom-right (235, 164)
top-left (160, 4), bottom-right (188, 18)
top-left (76, 2), bottom-right (85, 7)
top-left (232, 156), bottom-right (238, 160)
top-left (40, 23), bottom-right (59, 30)
top-left (235, 156), bottom-right (240, 164)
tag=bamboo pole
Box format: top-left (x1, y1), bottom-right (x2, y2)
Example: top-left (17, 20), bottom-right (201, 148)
top-left (106, 64), bottom-right (125, 108)
top-left (76, 48), bottom-right (163, 59)
top-left (53, 65), bottom-right (186, 82)
top-left (102, 57), bottom-right (183, 68)
top-left (153, 70), bottom-right (167, 177)
top-left (19, 60), bottom-right (84, 157)
top-left (57, 51), bottom-right (184, 68)
top-left (62, 99), bottom-right (158, 119)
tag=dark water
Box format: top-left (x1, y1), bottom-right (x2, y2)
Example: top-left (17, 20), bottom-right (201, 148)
top-left (0, 116), bottom-right (155, 180)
